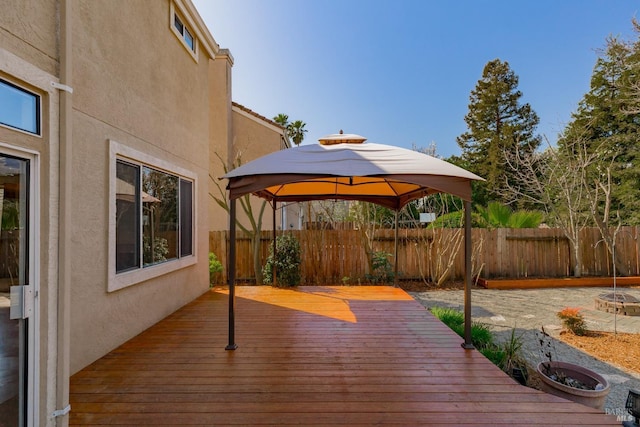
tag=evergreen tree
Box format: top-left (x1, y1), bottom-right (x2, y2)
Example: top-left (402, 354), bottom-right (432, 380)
top-left (559, 22), bottom-right (640, 225)
top-left (457, 59), bottom-right (541, 206)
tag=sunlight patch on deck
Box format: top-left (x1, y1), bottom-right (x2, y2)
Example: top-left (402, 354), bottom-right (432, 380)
top-left (216, 286), bottom-right (413, 323)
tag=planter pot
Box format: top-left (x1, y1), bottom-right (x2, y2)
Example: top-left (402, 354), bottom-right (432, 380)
top-left (536, 361), bottom-right (610, 410)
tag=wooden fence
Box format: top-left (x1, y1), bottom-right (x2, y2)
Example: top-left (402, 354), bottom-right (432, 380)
top-left (209, 227), bottom-right (640, 284)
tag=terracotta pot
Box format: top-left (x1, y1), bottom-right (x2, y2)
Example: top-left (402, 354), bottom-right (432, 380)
top-left (537, 361), bottom-right (610, 410)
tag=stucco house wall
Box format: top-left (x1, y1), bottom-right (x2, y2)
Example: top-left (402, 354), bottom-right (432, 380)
top-left (1, 0), bottom-right (292, 424)
top-left (0, 1), bottom-right (61, 424)
top-left (208, 51), bottom-right (233, 232)
top-left (68, 0), bottom-right (214, 373)
top-left (208, 101), bottom-right (291, 232)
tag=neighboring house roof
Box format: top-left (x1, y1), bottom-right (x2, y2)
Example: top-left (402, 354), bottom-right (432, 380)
top-left (232, 102), bottom-right (291, 148)
top-left (232, 102), bottom-right (284, 131)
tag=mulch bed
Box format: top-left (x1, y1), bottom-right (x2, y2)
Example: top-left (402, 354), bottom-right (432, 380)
top-left (558, 330), bottom-right (640, 375)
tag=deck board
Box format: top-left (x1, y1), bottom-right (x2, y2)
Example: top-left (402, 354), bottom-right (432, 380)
top-left (69, 286), bottom-right (617, 426)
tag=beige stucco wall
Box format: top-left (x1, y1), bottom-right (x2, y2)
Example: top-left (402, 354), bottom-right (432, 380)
top-left (0, 1), bottom-right (61, 423)
top-left (206, 70), bottom-right (289, 233)
top-left (208, 105), bottom-right (288, 233)
top-left (208, 54), bottom-right (233, 232)
top-left (227, 108), bottom-right (286, 232)
top-left (2, 0), bottom-right (294, 421)
top-left (0, 0), bottom-right (58, 76)
top-left (69, 0), bottom-right (212, 373)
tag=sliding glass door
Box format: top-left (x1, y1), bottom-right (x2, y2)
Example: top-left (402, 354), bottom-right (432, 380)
top-left (0, 153), bottom-right (30, 426)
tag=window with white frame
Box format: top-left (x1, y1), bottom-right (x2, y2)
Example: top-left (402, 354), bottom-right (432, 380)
top-left (170, 3), bottom-right (197, 59)
top-left (115, 158), bottom-right (193, 274)
top-left (174, 14), bottom-right (194, 51)
top-left (0, 78), bottom-right (41, 135)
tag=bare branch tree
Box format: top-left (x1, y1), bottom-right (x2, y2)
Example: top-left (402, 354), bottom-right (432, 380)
top-left (210, 151), bottom-right (268, 284)
top-left (503, 134), bottom-right (597, 277)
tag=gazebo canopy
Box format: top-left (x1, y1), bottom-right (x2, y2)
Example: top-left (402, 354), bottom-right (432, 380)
top-left (223, 136), bottom-right (483, 209)
top-left (221, 133), bottom-right (484, 351)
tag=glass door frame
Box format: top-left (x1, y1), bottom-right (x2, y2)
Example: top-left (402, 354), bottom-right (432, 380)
top-left (1, 143), bottom-right (39, 427)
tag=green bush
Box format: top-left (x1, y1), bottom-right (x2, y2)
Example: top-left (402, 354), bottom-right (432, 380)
top-left (467, 322), bottom-right (494, 349)
top-left (480, 330), bottom-right (524, 372)
top-left (366, 251), bottom-right (394, 284)
top-left (431, 306), bottom-right (528, 384)
top-left (209, 252), bottom-right (223, 286)
top-left (263, 233), bottom-right (301, 287)
top-left (430, 306), bottom-right (464, 327)
top-left (500, 327), bottom-right (525, 372)
top-left (429, 306), bottom-right (493, 349)
top-left (557, 307), bottom-right (587, 336)
top-left (428, 211), bottom-right (463, 228)
top-left (480, 345), bottom-right (507, 367)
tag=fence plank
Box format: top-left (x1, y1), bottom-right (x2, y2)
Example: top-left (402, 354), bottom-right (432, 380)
top-left (208, 227), bottom-right (640, 285)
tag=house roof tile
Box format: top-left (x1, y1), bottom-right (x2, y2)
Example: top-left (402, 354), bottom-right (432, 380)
top-left (232, 102), bottom-right (283, 129)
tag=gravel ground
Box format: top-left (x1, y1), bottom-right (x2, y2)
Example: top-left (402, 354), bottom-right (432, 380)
top-left (410, 286), bottom-right (640, 419)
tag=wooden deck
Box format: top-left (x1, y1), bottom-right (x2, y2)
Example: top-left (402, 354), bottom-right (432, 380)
top-left (70, 286), bottom-right (617, 426)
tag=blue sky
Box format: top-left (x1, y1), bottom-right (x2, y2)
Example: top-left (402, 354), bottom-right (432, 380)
top-left (192, 0), bottom-right (638, 158)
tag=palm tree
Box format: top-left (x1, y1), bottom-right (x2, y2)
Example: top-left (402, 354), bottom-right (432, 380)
top-left (288, 120), bottom-right (307, 146)
top-left (273, 113), bottom-right (289, 127)
top-left (476, 202), bottom-right (543, 228)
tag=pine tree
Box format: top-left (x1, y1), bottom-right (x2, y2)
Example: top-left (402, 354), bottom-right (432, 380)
top-left (560, 22), bottom-right (640, 225)
top-left (457, 59), bottom-right (541, 206)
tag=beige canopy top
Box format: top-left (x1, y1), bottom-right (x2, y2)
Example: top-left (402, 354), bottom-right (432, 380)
top-left (221, 133), bottom-right (483, 351)
top-left (223, 137), bottom-right (483, 210)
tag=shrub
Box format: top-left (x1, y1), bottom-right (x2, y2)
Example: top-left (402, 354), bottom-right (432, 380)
top-left (209, 252), bottom-right (223, 286)
top-left (500, 327), bottom-right (525, 373)
top-left (557, 307), bottom-right (587, 335)
top-left (430, 306), bottom-right (464, 327)
top-left (366, 251), bottom-right (394, 284)
top-left (428, 211), bottom-right (463, 228)
top-left (480, 345), bottom-right (507, 367)
top-left (429, 306), bottom-right (493, 349)
top-left (263, 233), bottom-right (301, 288)
top-left (431, 306), bottom-right (527, 384)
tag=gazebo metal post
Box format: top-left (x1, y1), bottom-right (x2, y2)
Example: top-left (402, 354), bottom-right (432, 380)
top-left (226, 198), bottom-right (238, 350)
top-left (272, 201), bottom-right (277, 285)
top-left (394, 210), bottom-right (399, 287)
top-left (462, 199), bottom-right (474, 349)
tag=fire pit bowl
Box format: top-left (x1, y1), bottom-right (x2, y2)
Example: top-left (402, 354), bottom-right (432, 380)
top-left (594, 292), bottom-right (640, 316)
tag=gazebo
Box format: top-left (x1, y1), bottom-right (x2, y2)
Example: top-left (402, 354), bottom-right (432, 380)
top-left (222, 132), bottom-right (484, 350)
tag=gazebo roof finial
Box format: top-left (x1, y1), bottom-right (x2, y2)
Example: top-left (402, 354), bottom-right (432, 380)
top-left (318, 130), bottom-right (366, 145)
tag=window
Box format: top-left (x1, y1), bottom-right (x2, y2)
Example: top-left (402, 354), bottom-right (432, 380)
top-left (115, 159), bottom-right (194, 274)
top-left (172, 10), bottom-right (196, 54)
top-left (0, 79), bottom-right (40, 135)
top-left (109, 141), bottom-right (196, 291)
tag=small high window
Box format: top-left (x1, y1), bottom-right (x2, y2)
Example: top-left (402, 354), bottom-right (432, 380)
top-left (0, 79), bottom-right (40, 135)
top-left (173, 13), bottom-right (196, 53)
